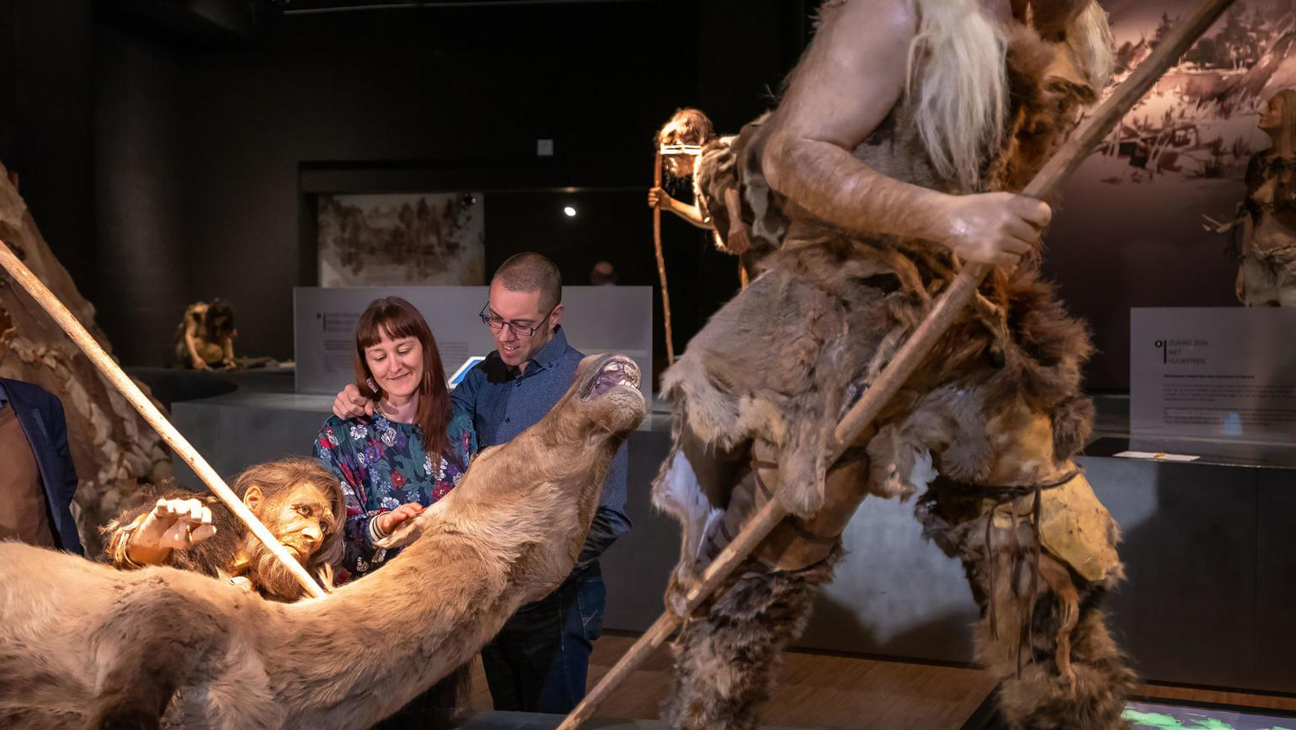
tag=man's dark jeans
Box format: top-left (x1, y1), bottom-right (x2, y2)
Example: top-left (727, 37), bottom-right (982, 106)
top-left (481, 561), bottom-right (606, 713)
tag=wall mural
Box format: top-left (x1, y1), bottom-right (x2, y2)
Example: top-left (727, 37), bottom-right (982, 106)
top-left (1044, 0), bottom-right (1296, 387)
top-left (1091, 1), bottom-right (1294, 186)
top-left (317, 192), bottom-right (485, 287)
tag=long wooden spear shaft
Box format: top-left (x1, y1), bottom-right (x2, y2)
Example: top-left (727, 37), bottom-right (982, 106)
top-left (0, 238), bottom-right (327, 599)
top-left (558, 1), bottom-right (1233, 726)
top-left (653, 149), bottom-right (676, 366)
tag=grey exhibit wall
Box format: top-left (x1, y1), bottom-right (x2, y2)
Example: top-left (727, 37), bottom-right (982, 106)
top-left (293, 285), bottom-right (654, 401)
top-left (597, 436), bottom-right (1296, 694)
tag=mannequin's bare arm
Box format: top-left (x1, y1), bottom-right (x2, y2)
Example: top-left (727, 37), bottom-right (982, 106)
top-left (761, 0), bottom-right (1047, 266)
top-left (183, 318), bottom-right (207, 370)
top-left (648, 187), bottom-right (714, 229)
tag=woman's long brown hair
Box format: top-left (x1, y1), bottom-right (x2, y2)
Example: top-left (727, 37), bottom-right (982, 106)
top-left (353, 297), bottom-right (452, 463)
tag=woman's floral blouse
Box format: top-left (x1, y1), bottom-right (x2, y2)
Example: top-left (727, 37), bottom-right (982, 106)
top-left (315, 406), bottom-right (475, 577)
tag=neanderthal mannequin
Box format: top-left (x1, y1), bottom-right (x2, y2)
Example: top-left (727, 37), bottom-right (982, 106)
top-left (103, 457), bottom-right (345, 602)
top-left (175, 299), bottom-right (237, 370)
top-left (652, 2), bottom-right (1133, 729)
top-left (648, 109), bottom-right (788, 283)
top-left (105, 456), bottom-right (472, 727)
top-left (1237, 89), bottom-right (1296, 306)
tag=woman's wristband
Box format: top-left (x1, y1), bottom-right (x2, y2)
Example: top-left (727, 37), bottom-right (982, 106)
top-left (368, 514), bottom-right (389, 544)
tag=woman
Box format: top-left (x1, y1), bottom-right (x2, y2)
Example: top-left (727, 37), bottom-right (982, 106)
top-left (314, 296), bottom-right (476, 578)
top-left (313, 296), bottom-right (476, 728)
top-left (1237, 89), bottom-right (1296, 306)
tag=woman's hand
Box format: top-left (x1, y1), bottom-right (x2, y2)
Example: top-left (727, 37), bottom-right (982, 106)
top-left (377, 502), bottom-right (425, 535)
top-left (333, 383), bottom-right (375, 419)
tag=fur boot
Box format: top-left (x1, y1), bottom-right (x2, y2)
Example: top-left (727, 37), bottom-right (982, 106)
top-left (662, 550), bottom-right (840, 730)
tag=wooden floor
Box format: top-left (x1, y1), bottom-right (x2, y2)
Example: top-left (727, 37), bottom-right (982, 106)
top-left (468, 632), bottom-right (1296, 729)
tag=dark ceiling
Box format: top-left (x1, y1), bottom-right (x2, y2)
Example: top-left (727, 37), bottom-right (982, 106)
top-left (279, 0), bottom-right (647, 12)
top-left (94, 0), bottom-right (653, 45)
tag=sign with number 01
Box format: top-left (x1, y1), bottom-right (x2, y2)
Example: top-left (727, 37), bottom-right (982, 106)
top-left (1131, 308), bottom-right (1296, 450)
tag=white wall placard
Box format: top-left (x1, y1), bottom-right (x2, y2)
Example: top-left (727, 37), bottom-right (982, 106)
top-left (1130, 307), bottom-right (1296, 447)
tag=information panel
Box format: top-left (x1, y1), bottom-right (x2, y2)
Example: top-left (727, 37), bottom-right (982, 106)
top-left (1130, 308), bottom-right (1296, 448)
top-left (295, 286), bottom-right (653, 402)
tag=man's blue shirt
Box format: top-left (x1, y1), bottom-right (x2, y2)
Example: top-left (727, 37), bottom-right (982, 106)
top-left (0, 380), bottom-right (9, 408)
top-left (451, 326), bottom-right (630, 568)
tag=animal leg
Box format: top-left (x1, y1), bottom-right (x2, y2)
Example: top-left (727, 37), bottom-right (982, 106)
top-left (84, 583), bottom-right (226, 730)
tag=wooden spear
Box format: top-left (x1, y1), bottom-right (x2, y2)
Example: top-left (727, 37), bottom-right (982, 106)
top-left (557, 0), bottom-right (1234, 725)
top-left (653, 148), bottom-right (676, 366)
top-left (0, 238), bottom-right (327, 599)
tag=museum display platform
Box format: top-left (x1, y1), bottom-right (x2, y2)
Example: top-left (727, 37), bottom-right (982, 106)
top-left (152, 373), bottom-right (1296, 696)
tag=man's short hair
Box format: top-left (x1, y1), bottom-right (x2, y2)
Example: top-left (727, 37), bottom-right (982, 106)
top-left (492, 253), bottom-right (563, 312)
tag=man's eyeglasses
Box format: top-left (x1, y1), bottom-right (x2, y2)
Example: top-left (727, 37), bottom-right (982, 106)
top-left (479, 303), bottom-right (557, 338)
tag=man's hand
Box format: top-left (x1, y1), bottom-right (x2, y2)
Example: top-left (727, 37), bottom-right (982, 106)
top-left (647, 186), bottom-right (675, 211)
top-left (376, 502), bottom-right (425, 535)
top-left (333, 383), bottom-right (375, 419)
top-left (192, 357), bottom-right (210, 371)
top-left (938, 192), bottom-right (1052, 266)
top-left (127, 498), bottom-right (217, 566)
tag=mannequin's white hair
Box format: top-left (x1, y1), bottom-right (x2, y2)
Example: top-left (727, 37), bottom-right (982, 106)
top-left (906, 0), bottom-right (1113, 190)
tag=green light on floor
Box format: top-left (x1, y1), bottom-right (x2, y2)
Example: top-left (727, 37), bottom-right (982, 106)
top-left (1122, 707), bottom-right (1294, 730)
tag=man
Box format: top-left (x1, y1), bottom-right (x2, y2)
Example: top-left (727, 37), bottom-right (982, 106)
top-left (653, 2), bottom-right (1133, 729)
top-left (102, 457), bottom-right (345, 601)
top-left (0, 374), bottom-right (83, 555)
top-left (333, 252), bottom-right (630, 713)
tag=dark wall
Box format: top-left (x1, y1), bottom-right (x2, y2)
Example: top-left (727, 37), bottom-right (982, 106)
top-left (3, 0), bottom-right (95, 300)
top-left (1043, 172), bottom-right (1242, 391)
top-left (95, 21), bottom-right (191, 366)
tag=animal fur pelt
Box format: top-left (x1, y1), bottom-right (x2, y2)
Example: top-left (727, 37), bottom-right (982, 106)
top-left (693, 115), bottom-right (788, 276)
top-left (0, 353), bottom-right (644, 730)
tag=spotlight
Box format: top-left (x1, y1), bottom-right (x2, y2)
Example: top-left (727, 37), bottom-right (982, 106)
top-left (563, 206), bottom-right (577, 217)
